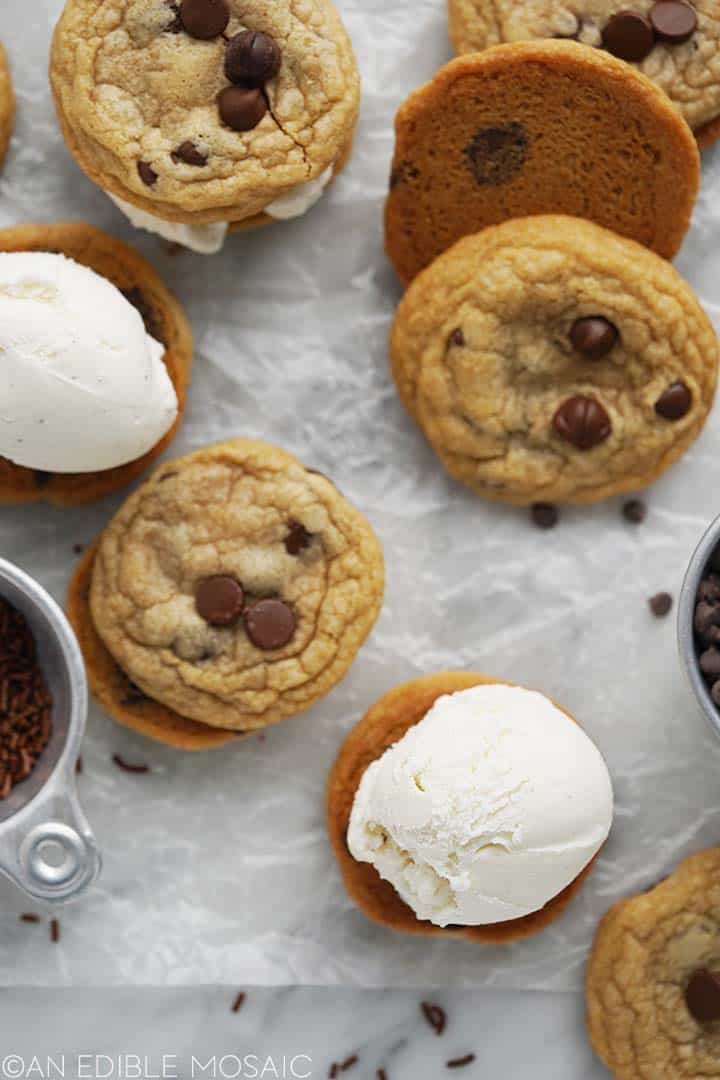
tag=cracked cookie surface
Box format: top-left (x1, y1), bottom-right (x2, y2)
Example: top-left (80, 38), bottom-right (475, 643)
top-left (390, 215), bottom-right (718, 505)
top-left (586, 848), bottom-right (720, 1078)
top-left (86, 439), bottom-right (384, 735)
top-left (50, 0), bottom-right (360, 224)
top-left (384, 42), bottom-right (699, 284)
top-left (448, 0), bottom-right (720, 144)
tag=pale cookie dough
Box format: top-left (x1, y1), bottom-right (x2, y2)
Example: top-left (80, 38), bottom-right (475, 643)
top-left (50, 0), bottom-right (360, 227)
top-left (0, 43), bottom-right (14, 170)
top-left (390, 215), bottom-right (719, 505)
top-left (448, 0), bottom-right (720, 145)
top-left (586, 848), bottom-right (720, 1078)
top-left (83, 439), bottom-right (384, 739)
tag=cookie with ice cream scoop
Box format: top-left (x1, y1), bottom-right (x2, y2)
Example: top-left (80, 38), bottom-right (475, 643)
top-left (327, 672), bottom-right (613, 942)
top-left (0, 222), bottom-right (191, 506)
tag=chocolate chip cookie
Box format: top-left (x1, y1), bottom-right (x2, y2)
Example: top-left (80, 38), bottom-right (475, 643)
top-left (0, 222), bottom-right (192, 507)
top-left (448, 0), bottom-right (720, 147)
top-left (327, 672), bottom-right (598, 943)
top-left (385, 42), bottom-right (699, 284)
top-left (586, 848), bottom-right (720, 1078)
top-left (0, 43), bottom-right (14, 171)
top-left (67, 440), bottom-right (384, 749)
top-left (390, 215), bottom-right (718, 505)
top-left (50, 0), bottom-right (360, 235)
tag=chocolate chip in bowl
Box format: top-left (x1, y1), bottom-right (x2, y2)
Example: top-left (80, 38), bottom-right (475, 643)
top-left (678, 516), bottom-right (720, 740)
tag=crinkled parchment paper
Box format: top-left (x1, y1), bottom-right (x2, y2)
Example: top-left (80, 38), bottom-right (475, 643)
top-left (1, 0), bottom-right (720, 990)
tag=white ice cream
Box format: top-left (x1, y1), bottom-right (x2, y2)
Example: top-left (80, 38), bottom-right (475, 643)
top-left (0, 252), bottom-right (178, 473)
top-left (109, 168), bottom-right (333, 251)
top-left (109, 194), bottom-right (229, 255)
top-left (347, 684), bottom-right (613, 927)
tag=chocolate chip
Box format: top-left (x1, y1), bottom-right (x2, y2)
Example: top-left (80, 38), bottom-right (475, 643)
top-left (195, 576), bottom-right (245, 627)
top-left (217, 86), bottom-right (267, 132)
top-left (449, 328), bottom-right (465, 347)
top-left (179, 0), bottom-right (229, 38)
top-left (244, 598), bottom-right (296, 650)
top-left (552, 396), bottom-right (611, 450)
top-left (622, 499), bottom-right (647, 524)
top-left (650, 0), bottom-right (697, 42)
top-left (602, 11), bottom-right (656, 60)
top-left (285, 521), bottom-right (312, 556)
top-left (649, 591), bottom-right (673, 617)
top-left (686, 969), bottom-right (720, 1023)
top-left (698, 576), bottom-right (720, 603)
top-left (463, 123), bottom-right (529, 186)
top-left (137, 161), bottom-right (158, 187)
top-left (164, 1), bottom-right (182, 33)
top-left (711, 681), bottom-right (720, 707)
top-left (655, 381), bottom-right (692, 420)
top-left (700, 646), bottom-right (720, 678)
top-left (694, 600), bottom-right (720, 637)
top-left (531, 503), bottom-right (559, 530)
top-left (225, 30), bottom-right (282, 86)
top-left (569, 316), bottom-right (619, 360)
top-left (172, 141), bottom-right (208, 166)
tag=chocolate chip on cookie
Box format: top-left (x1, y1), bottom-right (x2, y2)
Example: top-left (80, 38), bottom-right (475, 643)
top-left (685, 969), bottom-right (720, 1023)
top-left (650, 1), bottom-right (697, 43)
top-left (285, 521), bottom-right (312, 556)
top-left (137, 161), bottom-right (158, 187)
top-left (172, 141), bottom-right (208, 167)
top-left (463, 123), bottom-right (529, 186)
top-left (225, 31), bottom-right (282, 86)
top-left (244, 598), bottom-right (296, 650)
top-left (449, 328), bottom-right (465, 347)
top-left (195, 576), bottom-right (245, 627)
top-left (655, 381), bottom-right (692, 420)
top-left (569, 317), bottom-right (619, 360)
top-left (217, 86), bottom-right (267, 132)
top-left (602, 12), bottom-right (656, 61)
top-left (179, 0), bottom-right (229, 40)
top-left (553, 396), bottom-right (611, 450)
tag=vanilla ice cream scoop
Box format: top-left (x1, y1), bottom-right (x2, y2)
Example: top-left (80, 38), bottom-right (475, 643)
top-left (347, 684), bottom-right (613, 927)
top-left (0, 252), bottom-right (178, 473)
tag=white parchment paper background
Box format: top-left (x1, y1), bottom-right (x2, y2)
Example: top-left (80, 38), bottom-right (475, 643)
top-left (1, 0), bottom-right (720, 989)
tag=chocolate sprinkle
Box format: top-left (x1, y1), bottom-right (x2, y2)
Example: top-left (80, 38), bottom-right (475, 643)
top-left (0, 597), bottom-right (53, 800)
top-left (50, 918), bottom-right (60, 944)
top-left (421, 1001), bottom-right (447, 1035)
top-left (112, 754), bottom-right (150, 775)
top-left (446, 1055), bottom-right (476, 1070)
top-left (231, 991), bottom-right (246, 1013)
top-left (20, 913), bottom-right (40, 923)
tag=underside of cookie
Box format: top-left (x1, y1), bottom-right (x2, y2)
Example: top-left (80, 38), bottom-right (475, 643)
top-left (0, 223), bottom-right (192, 507)
top-left (0, 42), bottom-right (15, 171)
top-left (586, 848), bottom-right (720, 1078)
top-left (390, 215), bottom-right (718, 505)
top-left (67, 544), bottom-right (238, 751)
top-left (50, 0), bottom-right (360, 228)
top-left (448, 0), bottom-right (720, 145)
top-left (385, 41), bottom-right (699, 284)
top-left (68, 440), bottom-right (385, 748)
top-left (327, 671), bottom-right (596, 943)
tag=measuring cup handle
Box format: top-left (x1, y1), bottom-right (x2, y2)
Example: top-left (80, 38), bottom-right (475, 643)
top-left (0, 781), bottom-right (101, 903)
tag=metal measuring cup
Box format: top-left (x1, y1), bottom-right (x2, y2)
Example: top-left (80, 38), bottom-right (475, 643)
top-left (0, 556), bottom-right (100, 902)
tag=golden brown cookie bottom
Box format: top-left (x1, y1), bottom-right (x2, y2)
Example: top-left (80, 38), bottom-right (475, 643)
top-left (327, 671), bottom-right (597, 943)
top-left (0, 223), bottom-right (192, 506)
top-left (67, 543), bottom-right (238, 751)
top-left (0, 42), bottom-right (15, 171)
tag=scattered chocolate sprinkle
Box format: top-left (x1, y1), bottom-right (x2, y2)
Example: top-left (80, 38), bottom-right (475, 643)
top-left (421, 1001), bottom-right (447, 1035)
top-left (622, 499), bottom-right (647, 524)
top-left (75, 755), bottom-right (83, 776)
top-left (0, 597), bottom-right (53, 800)
top-left (446, 1055), bottom-right (475, 1070)
top-left (20, 913), bottom-right (40, 923)
top-left (649, 592), bottom-right (673, 618)
top-left (72, 543), bottom-right (85, 555)
top-left (329, 1066), bottom-right (338, 1080)
top-left (377, 1072), bottom-right (388, 1080)
top-left (231, 991), bottom-right (246, 1013)
top-left (50, 918), bottom-right (60, 944)
top-left (112, 754), bottom-right (150, 775)
top-left (341, 1057), bottom-right (358, 1072)
top-left (531, 503), bottom-right (559, 530)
